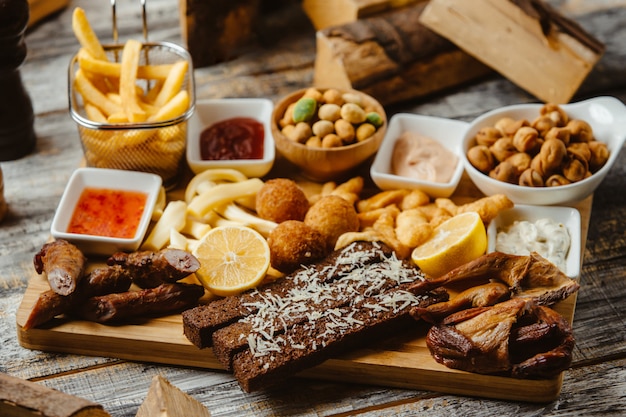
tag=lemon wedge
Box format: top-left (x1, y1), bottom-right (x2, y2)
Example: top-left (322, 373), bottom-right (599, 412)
top-left (192, 225), bottom-right (270, 297)
top-left (411, 211), bottom-right (487, 278)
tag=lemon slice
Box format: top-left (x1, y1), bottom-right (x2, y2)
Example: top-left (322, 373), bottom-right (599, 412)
top-left (192, 225), bottom-right (270, 297)
top-left (411, 211), bottom-right (487, 278)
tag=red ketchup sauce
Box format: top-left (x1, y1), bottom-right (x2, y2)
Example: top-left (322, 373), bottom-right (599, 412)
top-left (200, 117), bottom-right (264, 160)
top-left (67, 188), bottom-right (148, 239)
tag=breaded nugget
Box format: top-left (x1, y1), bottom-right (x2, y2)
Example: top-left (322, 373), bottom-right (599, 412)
top-left (395, 209), bottom-right (433, 248)
top-left (267, 220), bottom-right (329, 273)
top-left (304, 195), bottom-right (360, 249)
top-left (256, 178), bottom-right (310, 223)
top-left (356, 189), bottom-right (409, 213)
top-left (456, 194), bottom-right (514, 223)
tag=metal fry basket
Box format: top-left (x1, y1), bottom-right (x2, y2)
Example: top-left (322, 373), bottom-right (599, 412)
top-left (68, 0), bottom-right (195, 188)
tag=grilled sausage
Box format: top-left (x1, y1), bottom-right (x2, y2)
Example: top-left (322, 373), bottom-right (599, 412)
top-left (107, 248), bottom-right (200, 288)
top-left (77, 283), bottom-right (205, 323)
top-left (23, 264), bottom-right (133, 330)
top-left (33, 239), bottom-right (86, 296)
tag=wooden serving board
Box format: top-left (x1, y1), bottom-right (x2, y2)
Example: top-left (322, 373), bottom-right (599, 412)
top-left (15, 168), bottom-right (592, 403)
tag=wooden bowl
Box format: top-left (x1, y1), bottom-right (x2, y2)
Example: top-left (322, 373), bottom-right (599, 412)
top-left (271, 88), bottom-right (387, 182)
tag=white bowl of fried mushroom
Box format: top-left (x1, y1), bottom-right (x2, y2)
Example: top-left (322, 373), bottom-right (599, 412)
top-left (460, 96), bottom-right (626, 205)
top-left (370, 113), bottom-right (466, 198)
top-left (272, 87), bottom-right (387, 182)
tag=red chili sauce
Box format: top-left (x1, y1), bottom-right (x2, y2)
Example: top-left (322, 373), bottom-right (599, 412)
top-left (67, 188), bottom-right (147, 239)
top-left (200, 117), bottom-right (264, 160)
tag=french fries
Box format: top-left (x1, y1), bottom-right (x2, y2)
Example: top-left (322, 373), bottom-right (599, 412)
top-left (70, 7), bottom-right (191, 179)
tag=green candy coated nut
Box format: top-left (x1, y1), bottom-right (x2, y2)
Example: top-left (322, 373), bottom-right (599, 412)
top-left (292, 97), bottom-right (317, 123)
top-left (366, 112), bottom-right (383, 128)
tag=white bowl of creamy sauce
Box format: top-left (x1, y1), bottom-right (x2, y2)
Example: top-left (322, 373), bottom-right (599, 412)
top-left (370, 113), bottom-right (466, 198)
top-left (487, 204), bottom-right (581, 278)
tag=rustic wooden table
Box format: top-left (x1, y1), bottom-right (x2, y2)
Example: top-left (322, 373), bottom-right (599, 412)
top-left (1, 0), bottom-right (625, 415)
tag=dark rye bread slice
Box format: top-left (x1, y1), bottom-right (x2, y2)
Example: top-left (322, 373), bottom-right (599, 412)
top-left (182, 241), bottom-right (395, 348)
top-left (211, 255), bottom-right (427, 370)
top-left (231, 283), bottom-right (447, 392)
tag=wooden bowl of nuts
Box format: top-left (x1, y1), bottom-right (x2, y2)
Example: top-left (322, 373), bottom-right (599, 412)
top-left (460, 96), bottom-right (626, 205)
top-left (271, 87), bottom-right (387, 181)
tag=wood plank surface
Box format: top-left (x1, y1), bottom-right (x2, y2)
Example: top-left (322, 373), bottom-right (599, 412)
top-left (1, 0), bottom-right (625, 415)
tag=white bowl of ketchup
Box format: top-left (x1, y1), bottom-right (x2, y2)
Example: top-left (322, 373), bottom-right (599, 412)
top-left (186, 98), bottom-right (275, 178)
top-left (51, 168), bottom-right (162, 256)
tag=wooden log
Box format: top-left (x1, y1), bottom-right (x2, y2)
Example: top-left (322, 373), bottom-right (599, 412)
top-left (419, 0), bottom-right (605, 104)
top-left (0, 372), bottom-right (110, 417)
top-left (313, 3), bottom-right (493, 106)
top-left (302, 0), bottom-right (424, 30)
top-left (135, 375), bottom-right (211, 417)
top-left (178, 0), bottom-right (260, 68)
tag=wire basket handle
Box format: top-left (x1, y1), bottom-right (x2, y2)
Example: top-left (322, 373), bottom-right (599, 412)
top-left (111, 0), bottom-right (148, 44)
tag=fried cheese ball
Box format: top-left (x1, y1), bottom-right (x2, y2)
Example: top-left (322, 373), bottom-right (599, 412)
top-left (304, 195), bottom-right (359, 249)
top-left (267, 220), bottom-right (329, 273)
top-left (256, 178), bottom-right (310, 223)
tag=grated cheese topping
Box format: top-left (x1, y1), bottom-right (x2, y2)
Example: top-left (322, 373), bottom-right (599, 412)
top-left (240, 242), bottom-right (428, 358)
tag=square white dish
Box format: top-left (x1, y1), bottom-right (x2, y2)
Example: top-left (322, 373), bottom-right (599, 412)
top-left (370, 113), bottom-right (467, 198)
top-left (51, 167), bottom-right (162, 256)
top-left (487, 204), bottom-right (581, 279)
top-left (186, 98), bottom-right (275, 178)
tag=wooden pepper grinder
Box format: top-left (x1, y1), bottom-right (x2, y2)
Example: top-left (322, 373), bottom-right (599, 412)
top-left (0, 0), bottom-right (36, 161)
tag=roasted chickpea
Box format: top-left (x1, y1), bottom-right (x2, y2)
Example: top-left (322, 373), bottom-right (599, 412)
top-left (317, 103), bottom-right (341, 122)
top-left (280, 103), bottom-right (296, 128)
top-left (287, 122), bottom-right (313, 143)
top-left (312, 120), bottom-right (334, 138)
top-left (356, 123), bottom-right (376, 142)
top-left (306, 136), bottom-right (322, 148)
top-left (334, 119), bottom-right (355, 143)
top-left (340, 103), bottom-right (366, 124)
top-left (322, 89), bottom-right (343, 106)
top-left (321, 133), bottom-right (343, 148)
top-left (341, 92), bottom-right (362, 106)
top-left (302, 87), bottom-right (323, 102)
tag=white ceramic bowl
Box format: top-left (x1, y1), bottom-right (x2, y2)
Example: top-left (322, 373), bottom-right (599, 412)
top-left (186, 98), bottom-right (275, 178)
top-left (461, 96), bottom-right (626, 205)
top-left (370, 113), bottom-right (466, 198)
top-left (51, 168), bottom-right (162, 255)
top-left (487, 204), bottom-right (581, 278)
